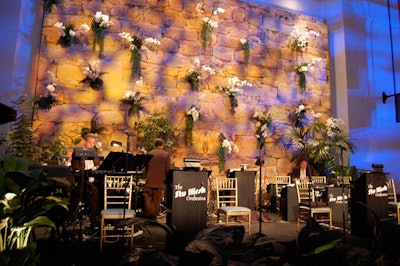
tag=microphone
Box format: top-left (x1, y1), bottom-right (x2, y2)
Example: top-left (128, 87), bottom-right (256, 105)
top-left (124, 129), bottom-right (134, 136)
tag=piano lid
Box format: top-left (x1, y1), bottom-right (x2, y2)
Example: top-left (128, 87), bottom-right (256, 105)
top-left (0, 102), bottom-right (17, 125)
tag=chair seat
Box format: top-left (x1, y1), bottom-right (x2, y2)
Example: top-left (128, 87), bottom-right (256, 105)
top-left (300, 205), bottom-right (331, 212)
top-left (389, 201), bottom-right (400, 206)
top-left (218, 206), bottom-right (251, 213)
top-left (300, 201), bottom-right (327, 207)
top-left (101, 208), bottom-right (136, 216)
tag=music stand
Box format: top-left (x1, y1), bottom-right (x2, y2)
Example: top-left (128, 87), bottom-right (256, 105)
top-left (65, 148), bottom-right (96, 240)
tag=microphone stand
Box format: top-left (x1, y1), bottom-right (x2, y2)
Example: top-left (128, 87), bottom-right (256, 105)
top-left (257, 138), bottom-right (264, 235)
top-left (120, 131), bottom-right (132, 246)
top-left (303, 147), bottom-right (312, 217)
top-left (340, 147), bottom-right (346, 243)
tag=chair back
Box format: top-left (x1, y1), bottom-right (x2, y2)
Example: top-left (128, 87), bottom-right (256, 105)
top-left (215, 177), bottom-right (238, 208)
top-left (387, 178), bottom-right (397, 202)
top-left (275, 175), bottom-right (291, 196)
top-left (104, 175), bottom-right (133, 210)
top-left (312, 176), bottom-right (326, 184)
top-left (295, 179), bottom-right (315, 203)
top-left (341, 176), bottom-right (351, 185)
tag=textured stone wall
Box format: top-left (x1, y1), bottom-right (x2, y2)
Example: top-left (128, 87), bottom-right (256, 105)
top-left (34, 0), bottom-right (329, 179)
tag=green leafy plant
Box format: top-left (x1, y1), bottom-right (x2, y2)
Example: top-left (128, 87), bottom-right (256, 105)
top-left (120, 88), bottom-right (147, 118)
top-left (185, 107), bottom-right (200, 146)
top-left (134, 112), bottom-right (178, 153)
top-left (34, 72), bottom-right (57, 110)
top-left (80, 117), bottom-right (107, 140)
top-left (6, 96), bottom-right (36, 162)
top-left (0, 156), bottom-right (68, 265)
top-left (43, 0), bottom-right (64, 13)
top-left (240, 39), bottom-right (250, 64)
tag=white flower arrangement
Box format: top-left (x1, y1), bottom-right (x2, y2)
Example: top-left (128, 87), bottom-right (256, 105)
top-left (94, 11), bottom-right (113, 28)
top-left (218, 133), bottom-right (238, 171)
top-left (35, 71), bottom-right (57, 109)
top-left (54, 21), bottom-right (90, 47)
top-left (185, 57), bottom-right (216, 91)
top-left (240, 36), bottom-right (261, 63)
top-left (185, 106), bottom-right (200, 145)
top-left (119, 32), bottom-right (161, 77)
top-left (92, 11), bottom-right (113, 58)
top-left (196, 2), bottom-right (205, 14)
top-left (199, 3), bottom-right (224, 49)
top-left (187, 107), bottom-right (200, 122)
top-left (325, 117), bottom-right (345, 137)
top-left (81, 62), bottom-right (106, 90)
top-left (252, 109), bottom-right (273, 140)
top-left (294, 58), bottom-right (322, 91)
top-left (290, 26), bottom-right (319, 52)
top-left (120, 78), bottom-right (147, 118)
top-left (222, 138), bottom-right (239, 154)
top-left (215, 77), bottom-right (253, 114)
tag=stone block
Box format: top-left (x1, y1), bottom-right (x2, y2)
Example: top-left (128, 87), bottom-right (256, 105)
top-left (97, 110), bottom-right (125, 126)
top-left (179, 41), bottom-right (202, 56)
top-left (213, 46), bottom-right (234, 62)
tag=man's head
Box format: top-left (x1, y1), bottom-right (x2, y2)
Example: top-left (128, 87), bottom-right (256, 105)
top-left (299, 159), bottom-right (308, 170)
top-left (154, 138), bottom-right (164, 148)
top-left (84, 133), bottom-right (97, 149)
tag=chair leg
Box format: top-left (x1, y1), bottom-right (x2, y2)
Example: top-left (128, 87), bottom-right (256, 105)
top-left (397, 206), bottom-right (400, 225)
top-left (248, 213), bottom-right (251, 235)
top-left (329, 211), bottom-right (332, 230)
top-left (100, 216), bottom-right (104, 253)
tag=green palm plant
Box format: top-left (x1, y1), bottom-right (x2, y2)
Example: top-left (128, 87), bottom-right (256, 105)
top-left (276, 105), bottom-right (355, 174)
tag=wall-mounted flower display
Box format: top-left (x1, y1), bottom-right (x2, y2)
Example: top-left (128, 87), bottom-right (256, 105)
top-left (80, 62), bottom-right (106, 90)
top-left (196, 2), bottom-right (224, 50)
top-left (119, 32), bottom-right (161, 77)
top-left (185, 58), bottom-right (216, 91)
top-left (185, 106), bottom-right (200, 145)
top-left (289, 26), bottom-right (319, 52)
top-left (91, 11), bottom-right (113, 58)
top-left (120, 78), bottom-right (147, 117)
top-left (218, 133), bottom-right (239, 172)
top-left (215, 77), bottom-right (253, 114)
top-left (34, 71), bottom-right (57, 110)
top-left (252, 109), bottom-right (274, 145)
top-left (54, 22), bottom-right (90, 47)
top-left (240, 36), bottom-right (261, 64)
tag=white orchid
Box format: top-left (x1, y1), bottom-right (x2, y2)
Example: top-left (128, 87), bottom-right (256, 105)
top-left (187, 107), bottom-right (200, 121)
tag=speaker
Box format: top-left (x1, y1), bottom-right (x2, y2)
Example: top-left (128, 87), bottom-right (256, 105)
top-left (395, 93), bottom-right (400, 122)
top-left (351, 172), bottom-right (388, 239)
top-left (166, 170), bottom-right (208, 252)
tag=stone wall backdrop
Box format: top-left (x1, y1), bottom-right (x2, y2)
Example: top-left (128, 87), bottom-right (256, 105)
top-left (34, 0), bottom-right (329, 187)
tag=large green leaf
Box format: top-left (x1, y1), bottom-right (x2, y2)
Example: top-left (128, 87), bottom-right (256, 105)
top-left (24, 216), bottom-right (55, 228)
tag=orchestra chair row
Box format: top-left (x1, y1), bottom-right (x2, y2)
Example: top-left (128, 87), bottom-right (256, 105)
top-left (215, 177), bottom-right (251, 235)
top-left (387, 178), bottom-right (400, 224)
top-left (100, 175), bottom-right (136, 253)
top-left (295, 179), bottom-right (332, 231)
